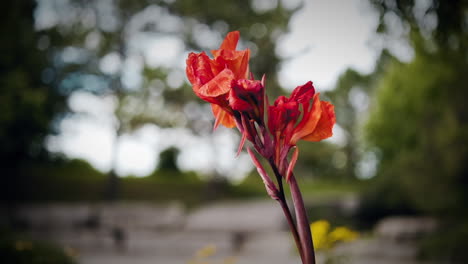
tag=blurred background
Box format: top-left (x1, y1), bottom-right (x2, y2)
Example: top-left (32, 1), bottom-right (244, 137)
top-left (1, 0), bottom-right (467, 263)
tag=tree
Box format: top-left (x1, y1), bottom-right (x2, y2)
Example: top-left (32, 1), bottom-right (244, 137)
top-left (364, 0), bottom-right (468, 215)
top-left (0, 1), bottom-right (66, 203)
top-left (366, 41), bottom-right (468, 214)
top-left (34, 0), bottom-right (298, 199)
top-left (157, 147), bottom-right (179, 173)
top-left (363, 0), bottom-right (468, 260)
top-left (317, 50), bottom-right (393, 180)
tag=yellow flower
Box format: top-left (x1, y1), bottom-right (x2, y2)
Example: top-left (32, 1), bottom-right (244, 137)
top-left (329, 226), bottom-right (359, 243)
top-left (310, 220), bottom-right (331, 250)
top-left (195, 244), bottom-right (217, 258)
top-left (310, 220), bottom-right (359, 251)
top-left (188, 244), bottom-right (237, 264)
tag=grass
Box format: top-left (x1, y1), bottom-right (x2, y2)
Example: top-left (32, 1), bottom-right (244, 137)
top-left (237, 172), bottom-right (363, 199)
top-left (14, 159), bottom-right (363, 209)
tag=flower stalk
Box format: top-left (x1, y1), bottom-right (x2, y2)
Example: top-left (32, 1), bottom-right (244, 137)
top-left (185, 31), bottom-right (335, 264)
top-left (289, 173), bottom-right (316, 264)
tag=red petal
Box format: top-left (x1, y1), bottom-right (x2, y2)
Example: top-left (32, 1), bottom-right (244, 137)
top-left (302, 101), bottom-right (335, 142)
top-left (268, 96), bottom-right (300, 134)
top-left (290, 81), bottom-right (315, 104)
top-left (229, 79), bottom-right (263, 111)
top-left (186, 52), bottom-right (214, 90)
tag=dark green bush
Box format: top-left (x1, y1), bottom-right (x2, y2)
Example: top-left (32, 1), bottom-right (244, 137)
top-left (0, 233), bottom-right (76, 264)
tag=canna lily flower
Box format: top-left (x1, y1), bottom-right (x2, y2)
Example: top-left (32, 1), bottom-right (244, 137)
top-left (186, 30), bottom-right (336, 264)
top-left (289, 82), bottom-right (335, 144)
top-left (186, 31), bottom-right (250, 128)
top-left (269, 81), bottom-right (335, 144)
top-left (268, 81), bottom-right (335, 179)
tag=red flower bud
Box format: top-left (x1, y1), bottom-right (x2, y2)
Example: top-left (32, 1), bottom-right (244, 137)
top-left (229, 79), bottom-right (264, 112)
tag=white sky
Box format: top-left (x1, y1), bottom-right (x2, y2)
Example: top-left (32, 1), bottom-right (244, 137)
top-left (46, 0), bottom-right (381, 178)
top-left (277, 0), bottom-right (379, 90)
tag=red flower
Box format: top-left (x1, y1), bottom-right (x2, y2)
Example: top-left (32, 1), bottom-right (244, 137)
top-left (289, 82), bottom-right (335, 144)
top-left (268, 95), bottom-right (300, 136)
top-left (186, 31), bottom-right (336, 263)
top-left (268, 81), bottom-right (335, 179)
top-left (269, 81), bottom-right (335, 144)
top-left (186, 31), bottom-right (250, 128)
top-left (229, 79), bottom-right (264, 115)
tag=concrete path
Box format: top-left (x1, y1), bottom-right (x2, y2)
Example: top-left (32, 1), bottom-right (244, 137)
top-left (8, 200), bottom-right (437, 264)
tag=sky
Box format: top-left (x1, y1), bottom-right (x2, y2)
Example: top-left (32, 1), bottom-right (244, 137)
top-left (277, 0), bottom-right (379, 90)
top-left (46, 0), bottom-right (382, 179)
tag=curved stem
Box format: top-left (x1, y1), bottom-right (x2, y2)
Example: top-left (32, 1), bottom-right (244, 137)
top-left (289, 174), bottom-right (315, 264)
top-left (269, 160), bottom-right (304, 262)
top-left (277, 196), bottom-right (304, 262)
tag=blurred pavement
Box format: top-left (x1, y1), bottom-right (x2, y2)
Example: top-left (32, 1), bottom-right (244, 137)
top-left (8, 200), bottom-right (436, 264)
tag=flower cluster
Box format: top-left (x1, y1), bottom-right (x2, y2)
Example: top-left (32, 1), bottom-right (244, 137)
top-left (186, 31), bottom-right (336, 264)
top-left (186, 31), bottom-right (335, 183)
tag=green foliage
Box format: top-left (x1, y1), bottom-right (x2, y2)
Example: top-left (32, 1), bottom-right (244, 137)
top-left (419, 221), bottom-right (468, 262)
top-left (29, 0), bottom-right (298, 200)
top-left (19, 159), bottom-right (108, 202)
top-left (359, 4), bottom-right (468, 260)
top-left (15, 158), bottom-right (273, 205)
top-left (0, 232), bottom-right (76, 264)
top-left (0, 1), bottom-right (64, 160)
top-left (370, 0), bottom-right (468, 50)
top-left (121, 175), bottom-right (206, 206)
top-left (156, 147), bottom-right (180, 173)
top-left (365, 43), bottom-right (468, 216)
top-left (238, 172), bottom-right (361, 199)
top-left (0, 1), bottom-right (66, 202)
top-left (295, 141), bottom-right (349, 180)
top-left (356, 174), bottom-right (421, 228)
top-left (299, 50), bottom-right (390, 181)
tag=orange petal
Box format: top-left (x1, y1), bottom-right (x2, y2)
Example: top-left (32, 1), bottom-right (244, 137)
top-left (211, 49), bottom-right (250, 79)
top-left (286, 147), bottom-right (299, 182)
top-left (236, 132), bottom-right (247, 156)
top-left (238, 49), bottom-right (250, 79)
top-left (220, 49), bottom-right (250, 79)
top-left (290, 93), bottom-right (322, 144)
top-left (302, 101), bottom-right (335, 142)
top-left (199, 68), bottom-right (234, 99)
top-left (220, 31), bottom-right (240, 50)
top-left (212, 104), bottom-right (236, 129)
